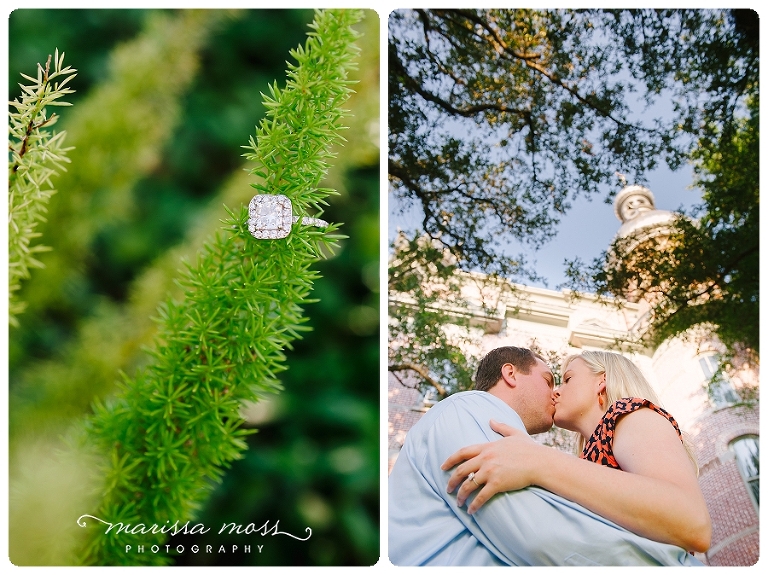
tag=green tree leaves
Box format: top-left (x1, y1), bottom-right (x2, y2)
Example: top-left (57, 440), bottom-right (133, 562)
top-left (389, 9), bottom-right (678, 278)
top-left (389, 8), bottom-right (758, 395)
top-left (573, 97), bottom-right (758, 370)
top-left (564, 12), bottom-right (759, 371)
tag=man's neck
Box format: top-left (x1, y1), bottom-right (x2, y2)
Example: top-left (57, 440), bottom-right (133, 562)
top-left (487, 385), bottom-right (514, 410)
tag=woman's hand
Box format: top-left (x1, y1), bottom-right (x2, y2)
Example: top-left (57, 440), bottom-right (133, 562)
top-left (441, 419), bottom-right (548, 514)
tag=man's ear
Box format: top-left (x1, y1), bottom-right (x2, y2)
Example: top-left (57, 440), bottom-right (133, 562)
top-left (500, 363), bottom-right (517, 388)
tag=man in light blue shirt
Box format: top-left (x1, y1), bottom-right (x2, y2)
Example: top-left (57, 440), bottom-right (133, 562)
top-left (388, 346), bottom-right (702, 566)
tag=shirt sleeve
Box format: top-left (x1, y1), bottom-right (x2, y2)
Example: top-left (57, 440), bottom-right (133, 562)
top-left (419, 394), bottom-right (702, 566)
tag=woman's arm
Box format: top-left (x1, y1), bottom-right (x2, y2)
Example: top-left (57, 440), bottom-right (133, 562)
top-left (442, 411), bottom-right (712, 553)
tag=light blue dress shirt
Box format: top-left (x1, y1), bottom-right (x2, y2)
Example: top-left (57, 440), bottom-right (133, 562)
top-left (388, 391), bottom-right (703, 566)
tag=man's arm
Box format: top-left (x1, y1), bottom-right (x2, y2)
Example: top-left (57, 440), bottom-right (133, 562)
top-left (423, 394), bottom-right (701, 566)
top-left (444, 413), bottom-right (711, 553)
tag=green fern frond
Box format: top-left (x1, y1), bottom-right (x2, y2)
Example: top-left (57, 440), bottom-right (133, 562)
top-left (78, 9), bottom-right (363, 565)
top-left (8, 49), bottom-right (76, 326)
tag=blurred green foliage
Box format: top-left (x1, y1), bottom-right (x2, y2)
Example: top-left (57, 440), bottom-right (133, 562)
top-left (8, 49), bottom-right (77, 325)
top-left (8, 9), bottom-right (379, 566)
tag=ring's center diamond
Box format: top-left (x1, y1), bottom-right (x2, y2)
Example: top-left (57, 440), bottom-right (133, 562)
top-left (248, 195), bottom-right (292, 239)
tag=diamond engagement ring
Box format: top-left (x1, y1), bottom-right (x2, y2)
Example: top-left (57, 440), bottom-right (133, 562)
top-left (248, 194), bottom-right (328, 240)
top-left (468, 472), bottom-right (480, 487)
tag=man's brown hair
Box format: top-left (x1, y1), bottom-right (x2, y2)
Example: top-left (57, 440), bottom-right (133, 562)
top-left (474, 346), bottom-right (543, 392)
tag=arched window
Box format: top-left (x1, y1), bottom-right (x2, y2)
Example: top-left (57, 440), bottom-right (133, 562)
top-left (730, 435), bottom-right (759, 508)
top-left (699, 355), bottom-right (740, 408)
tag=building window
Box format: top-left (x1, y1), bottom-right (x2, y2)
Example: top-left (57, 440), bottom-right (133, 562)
top-left (730, 435), bottom-right (759, 508)
top-left (699, 355), bottom-right (740, 408)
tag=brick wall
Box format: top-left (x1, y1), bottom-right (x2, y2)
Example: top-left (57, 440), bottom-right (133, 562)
top-left (691, 404), bottom-right (759, 566)
top-left (388, 372), bottom-right (426, 472)
top-left (708, 530), bottom-right (759, 566)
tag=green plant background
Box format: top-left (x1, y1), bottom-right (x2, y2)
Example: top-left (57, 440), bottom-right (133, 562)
top-left (8, 9), bottom-right (379, 566)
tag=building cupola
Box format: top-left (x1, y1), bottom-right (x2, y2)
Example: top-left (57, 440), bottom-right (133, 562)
top-left (614, 184), bottom-right (677, 243)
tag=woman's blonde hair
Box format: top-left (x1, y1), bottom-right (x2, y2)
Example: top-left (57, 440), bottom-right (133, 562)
top-left (562, 350), bottom-right (698, 473)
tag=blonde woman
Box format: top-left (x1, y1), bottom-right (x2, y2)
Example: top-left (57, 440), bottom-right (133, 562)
top-left (442, 350), bottom-right (712, 554)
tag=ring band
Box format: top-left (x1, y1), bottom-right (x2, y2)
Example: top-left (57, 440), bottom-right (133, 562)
top-left (248, 194), bottom-right (328, 239)
top-left (468, 472), bottom-right (480, 487)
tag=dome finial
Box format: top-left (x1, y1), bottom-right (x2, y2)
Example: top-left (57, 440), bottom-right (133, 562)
top-left (614, 184), bottom-right (655, 223)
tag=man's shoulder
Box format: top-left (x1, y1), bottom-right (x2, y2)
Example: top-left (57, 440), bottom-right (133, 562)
top-left (410, 391), bottom-right (521, 436)
top-left (435, 390), bottom-right (508, 408)
top-left (420, 390), bottom-right (507, 417)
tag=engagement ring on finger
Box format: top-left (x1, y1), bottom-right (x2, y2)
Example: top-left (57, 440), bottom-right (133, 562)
top-left (248, 194), bottom-right (328, 240)
top-left (468, 472), bottom-right (480, 487)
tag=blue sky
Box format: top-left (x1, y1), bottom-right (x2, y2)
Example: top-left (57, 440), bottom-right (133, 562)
top-left (523, 164), bottom-right (703, 290)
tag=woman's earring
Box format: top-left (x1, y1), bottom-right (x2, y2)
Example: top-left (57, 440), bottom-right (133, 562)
top-left (598, 393), bottom-right (605, 409)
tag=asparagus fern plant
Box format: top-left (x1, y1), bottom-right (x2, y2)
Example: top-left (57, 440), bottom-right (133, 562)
top-left (8, 50), bottom-right (76, 326)
top-left (77, 9), bottom-right (363, 565)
